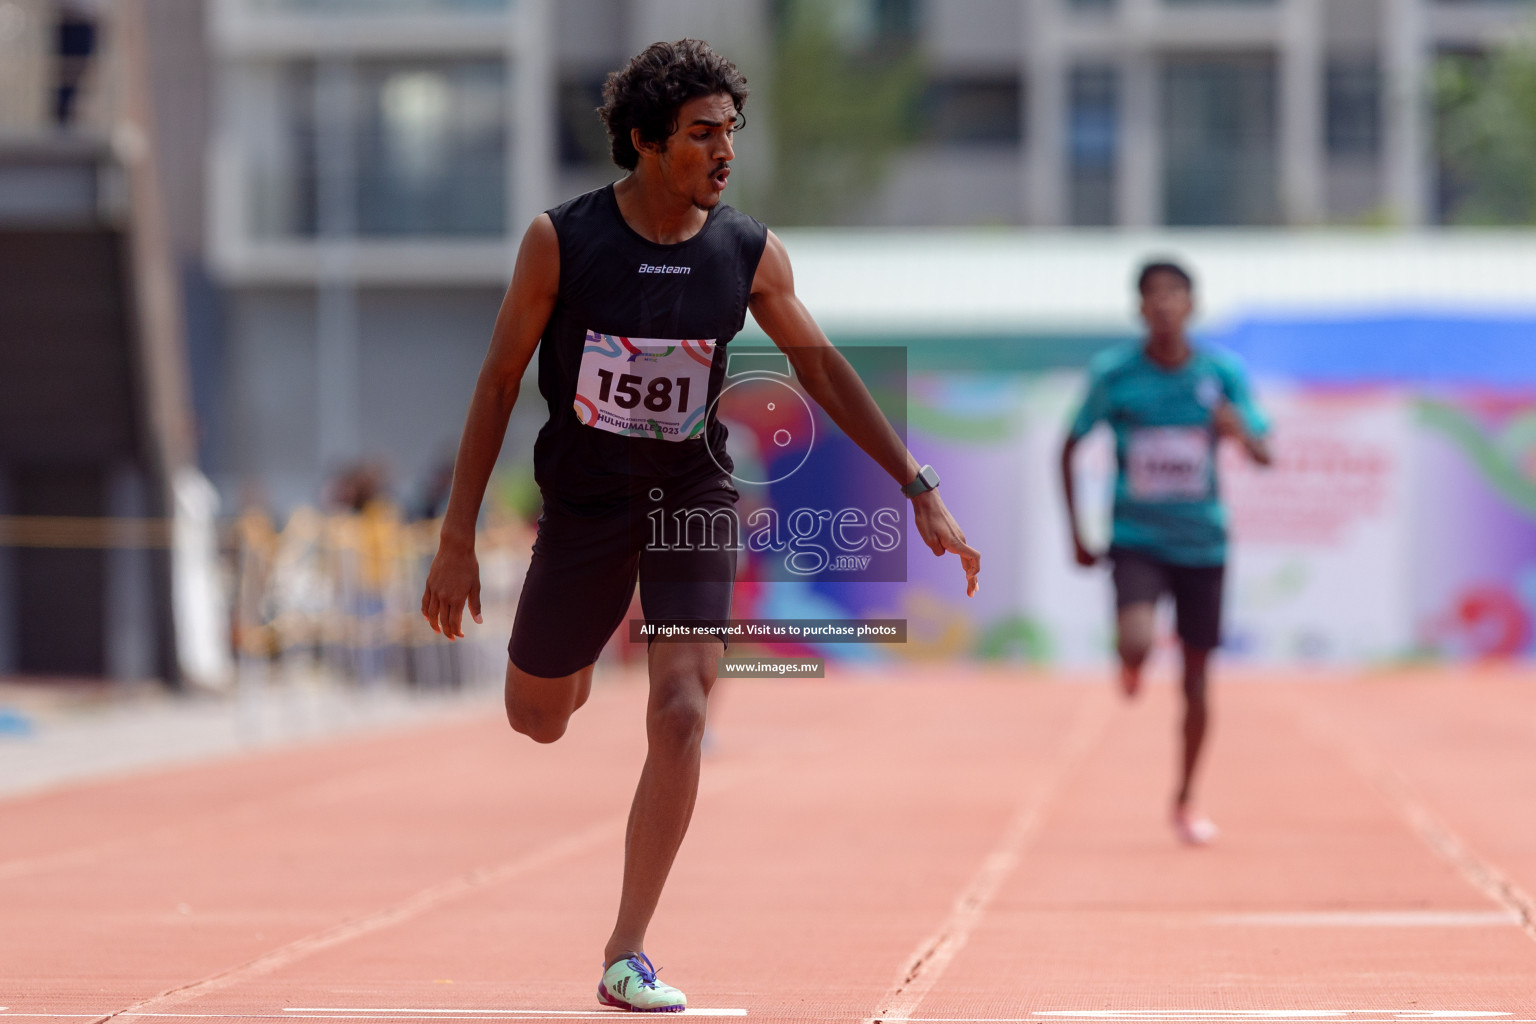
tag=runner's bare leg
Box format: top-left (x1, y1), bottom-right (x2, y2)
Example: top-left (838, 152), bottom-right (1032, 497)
top-left (604, 639), bottom-right (721, 966)
top-left (1175, 643), bottom-right (1211, 807)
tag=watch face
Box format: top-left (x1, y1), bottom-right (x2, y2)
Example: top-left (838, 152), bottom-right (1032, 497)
top-left (905, 466), bottom-right (938, 495)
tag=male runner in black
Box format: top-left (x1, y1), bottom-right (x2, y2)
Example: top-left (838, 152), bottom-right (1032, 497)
top-left (420, 40), bottom-right (979, 1011)
top-left (1060, 261), bottom-right (1270, 846)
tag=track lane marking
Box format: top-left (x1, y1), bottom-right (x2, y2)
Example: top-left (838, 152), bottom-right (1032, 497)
top-left (0, 1015), bottom-right (746, 1021)
top-left (1034, 1015), bottom-right (1513, 1020)
top-left (81, 765), bottom-right (758, 1024)
top-left (1207, 910), bottom-right (1520, 927)
top-left (867, 690), bottom-right (1116, 1024)
top-left (1282, 690), bottom-right (1536, 947)
top-left (282, 1011), bottom-right (745, 1016)
top-left (4, 1013), bottom-right (1521, 1022)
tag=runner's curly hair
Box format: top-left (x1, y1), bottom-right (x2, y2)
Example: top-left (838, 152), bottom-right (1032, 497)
top-left (598, 39), bottom-right (749, 171)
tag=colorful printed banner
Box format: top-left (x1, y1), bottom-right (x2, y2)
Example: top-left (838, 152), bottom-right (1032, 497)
top-left (743, 369), bottom-right (1536, 665)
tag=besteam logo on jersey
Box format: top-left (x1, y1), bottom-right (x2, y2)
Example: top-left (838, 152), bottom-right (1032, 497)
top-left (638, 263), bottom-right (692, 275)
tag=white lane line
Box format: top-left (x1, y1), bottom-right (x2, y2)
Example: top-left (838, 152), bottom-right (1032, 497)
top-left (1283, 692), bottom-right (1536, 947)
top-left (283, 1011), bottom-right (745, 1017)
top-left (0, 1013), bottom-right (1517, 1019)
top-left (1208, 910), bottom-right (1520, 928)
top-left (0, 1013), bottom-right (746, 1021)
top-left (866, 692), bottom-right (1116, 1024)
top-left (903, 1019), bottom-right (1517, 1024)
top-left (0, 1017), bottom-right (744, 1022)
top-left (83, 765), bottom-right (757, 1024)
top-left (118, 1014), bottom-right (748, 1020)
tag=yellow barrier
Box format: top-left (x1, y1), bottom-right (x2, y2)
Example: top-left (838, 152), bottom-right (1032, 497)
top-left (231, 503), bottom-right (533, 688)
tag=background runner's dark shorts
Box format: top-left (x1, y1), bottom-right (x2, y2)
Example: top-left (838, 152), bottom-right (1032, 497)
top-left (1110, 546), bottom-right (1225, 651)
top-left (509, 476), bottom-right (739, 678)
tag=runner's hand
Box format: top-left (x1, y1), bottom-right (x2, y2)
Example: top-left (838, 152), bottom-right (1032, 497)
top-left (912, 490), bottom-right (981, 596)
top-left (1213, 401), bottom-right (1246, 441)
top-left (1073, 536), bottom-right (1099, 568)
top-left (421, 540), bottom-right (482, 640)
top-left (1214, 400), bottom-right (1273, 465)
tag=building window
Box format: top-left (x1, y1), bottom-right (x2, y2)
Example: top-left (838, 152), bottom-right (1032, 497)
top-left (1326, 58), bottom-right (1381, 158)
top-left (248, 0), bottom-right (510, 11)
top-left (773, 0), bottom-right (920, 50)
top-left (252, 58), bottom-right (507, 239)
top-left (357, 61), bottom-right (506, 235)
top-left (920, 75), bottom-right (1022, 146)
top-left (558, 74), bottom-right (611, 169)
top-left (1069, 65), bottom-right (1118, 225)
top-left (1162, 55), bottom-right (1279, 225)
top-left (870, 0), bottom-right (920, 43)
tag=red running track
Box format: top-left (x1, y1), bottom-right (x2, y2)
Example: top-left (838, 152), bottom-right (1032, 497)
top-left (3, 666), bottom-right (1535, 1023)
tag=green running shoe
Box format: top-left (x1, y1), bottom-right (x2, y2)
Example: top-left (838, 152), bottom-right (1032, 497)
top-left (597, 953), bottom-right (687, 1013)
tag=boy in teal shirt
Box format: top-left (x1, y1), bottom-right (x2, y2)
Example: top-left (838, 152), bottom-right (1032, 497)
top-left (1060, 260), bottom-right (1271, 845)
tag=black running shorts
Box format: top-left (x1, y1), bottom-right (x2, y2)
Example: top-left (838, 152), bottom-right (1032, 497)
top-left (1109, 546), bottom-right (1225, 651)
top-left (508, 476), bottom-right (739, 678)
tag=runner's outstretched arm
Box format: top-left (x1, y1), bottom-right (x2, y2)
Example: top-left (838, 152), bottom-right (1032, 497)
top-left (747, 230), bottom-right (980, 596)
top-left (421, 215), bottom-right (560, 638)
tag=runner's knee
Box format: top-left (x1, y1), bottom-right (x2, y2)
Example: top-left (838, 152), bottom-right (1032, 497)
top-left (1118, 633), bottom-right (1152, 667)
top-left (503, 662), bottom-right (588, 744)
top-left (646, 687), bottom-right (708, 753)
top-left (1116, 604), bottom-right (1156, 666)
top-left (507, 701), bottom-right (570, 744)
top-left (1117, 624), bottom-right (1154, 666)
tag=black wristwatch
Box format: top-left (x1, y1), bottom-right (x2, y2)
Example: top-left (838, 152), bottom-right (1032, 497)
top-left (901, 464), bottom-right (940, 498)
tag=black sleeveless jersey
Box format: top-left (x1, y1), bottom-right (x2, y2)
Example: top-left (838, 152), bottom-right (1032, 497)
top-left (532, 185), bottom-right (769, 507)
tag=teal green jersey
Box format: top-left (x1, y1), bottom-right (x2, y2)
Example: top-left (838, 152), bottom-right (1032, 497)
top-left (1068, 342), bottom-right (1269, 567)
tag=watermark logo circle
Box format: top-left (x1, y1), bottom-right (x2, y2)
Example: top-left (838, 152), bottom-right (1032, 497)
top-left (709, 376), bottom-right (815, 486)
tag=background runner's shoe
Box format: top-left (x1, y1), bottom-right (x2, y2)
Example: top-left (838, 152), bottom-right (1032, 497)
top-left (1172, 806), bottom-right (1219, 846)
top-left (598, 953), bottom-right (687, 1013)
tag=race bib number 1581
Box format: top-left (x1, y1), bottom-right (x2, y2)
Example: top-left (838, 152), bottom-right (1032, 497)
top-left (574, 331), bottom-right (715, 442)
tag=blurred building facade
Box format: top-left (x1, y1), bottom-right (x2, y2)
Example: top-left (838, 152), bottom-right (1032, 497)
top-left (888, 0), bottom-right (1529, 229)
top-left (204, 0), bottom-right (774, 511)
top-left (200, 0), bottom-right (1530, 511)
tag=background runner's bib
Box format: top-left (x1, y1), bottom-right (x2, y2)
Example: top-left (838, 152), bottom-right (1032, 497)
top-left (1126, 426), bottom-right (1211, 500)
top-left (574, 332), bottom-right (715, 441)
